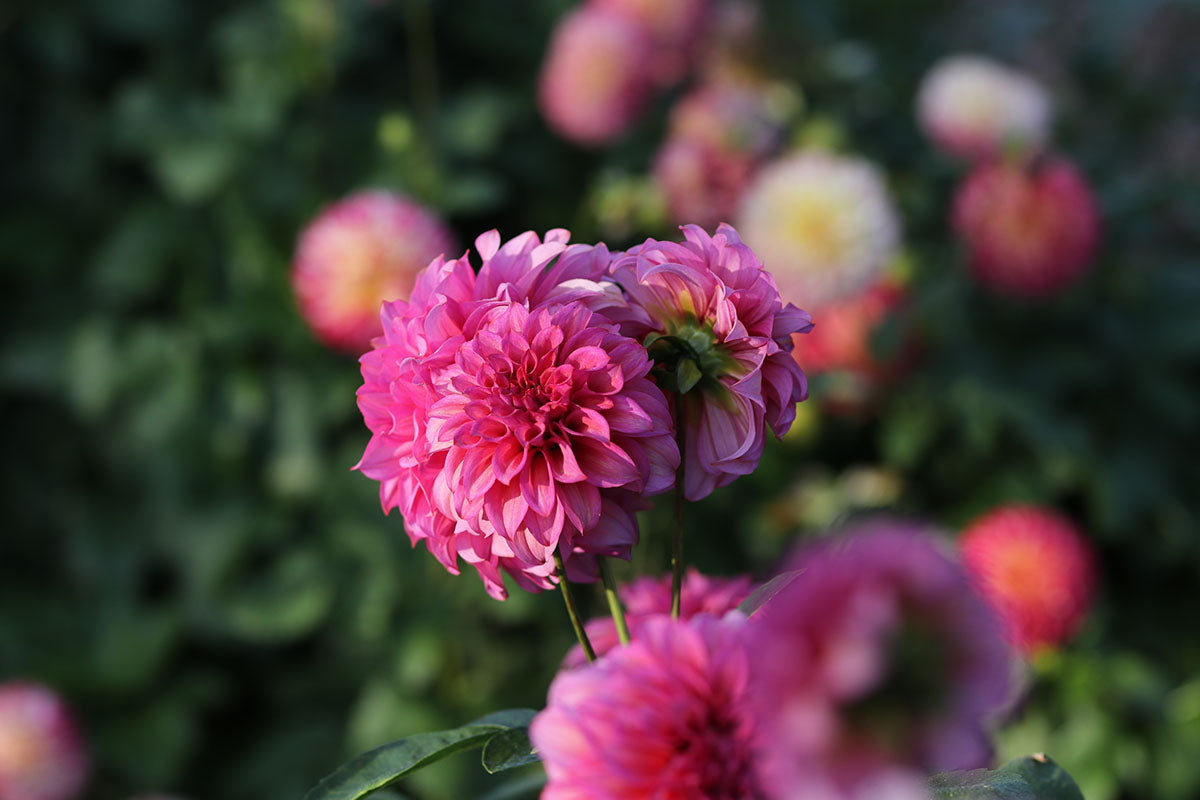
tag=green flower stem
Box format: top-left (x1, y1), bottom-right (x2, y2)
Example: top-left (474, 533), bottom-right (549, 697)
top-left (598, 557), bottom-right (631, 646)
top-left (671, 392), bottom-right (687, 619)
top-left (554, 550), bottom-right (596, 663)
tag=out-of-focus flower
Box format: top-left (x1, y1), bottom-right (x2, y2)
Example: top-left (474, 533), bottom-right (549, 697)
top-left (960, 505), bottom-right (1097, 655)
top-left (564, 569), bottom-right (754, 666)
top-left (653, 80), bottom-right (788, 228)
top-left (538, 6), bottom-right (655, 145)
top-left (609, 224), bottom-right (812, 500)
top-left (0, 683), bottom-right (89, 800)
top-left (292, 191), bottom-right (456, 353)
top-left (952, 156), bottom-right (1101, 297)
top-left (737, 151), bottom-right (901, 308)
top-left (356, 230), bottom-right (678, 599)
top-left (748, 520), bottom-right (1015, 799)
top-left (795, 278), bottom-right (912, 412)
top-left (532, 614), bottom-right (760, 799)
top-left (917, 55), bottom-right (1052, 161)
top-left (594, 0), bottom-right (711, 83)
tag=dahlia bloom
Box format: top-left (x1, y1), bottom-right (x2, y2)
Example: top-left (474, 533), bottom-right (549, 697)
top-left (608, 224), bottom-right (812, 500)
top-left (564, 568), bottom-right (754, 666)
top-left (917, 55), bottom-right (1051, 161)
top-left (748, 520), bottom-right (1015, 799)
top-left (737, 151), bottom-right (901, 308)
top-left (0, 683), bottom-right (89, 800)
top-left (292, 190), bottom-right (456, 352)
top-left (960, 505), bottom-right (1097, 655)
top-left (794, 278), bottom-right (912, 412)
top-left (538, 6), bottom-right (655, 145)
top-left (356, 229), bottom-right (678, 599)
top-left (952, 156), bottom-right (1101, 297)
top-left (593, 0), bottom-right (711, 84)
top-left (532, 614), bottom-right (761, 799)
top-left (654, 80), bottom-right (787, 228)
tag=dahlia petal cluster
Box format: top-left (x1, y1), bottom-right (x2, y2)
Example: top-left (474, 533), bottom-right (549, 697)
top-left (960, 505), bottom-right (1097, 655)
top-left (917, 55), bottom-right (1052, 161)
top-left (565, 568), bottom-right (754, 666)
top-left (539, 0), bottom-right (712, 144)
top-left (291, 190), bottom-right (456, 352)
top-left (748, 520), bottom-right (1016, 799)
top-left (654, 79), bottom-right (788, 228)
top-left (531, 613), bottom-right (762, 800)
top-left (0, 683), bottom-right (90, 800)
top-left (952, 156), bottom-right (1101, 297)
top-left (609, 224), bottom-right (813, 500)
top-left (356, 229), bottom-right (678, 599)
top-left (737, 151), bottom-right (901, 308)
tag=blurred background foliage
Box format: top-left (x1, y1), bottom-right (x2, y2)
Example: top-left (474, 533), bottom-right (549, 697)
top-left (1, 0), bottom-right (1198, 798)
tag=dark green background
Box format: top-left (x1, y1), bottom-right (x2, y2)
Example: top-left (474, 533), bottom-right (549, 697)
top-left (2, 1), bottom-right (1198, 798)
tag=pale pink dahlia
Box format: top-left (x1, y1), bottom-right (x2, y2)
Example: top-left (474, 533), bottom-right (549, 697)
top-left (292, 190), bottom-right (456, 352)
top-left (356, 230), bottom-right (678, 599)
top-left (0, 683), bottom-right (89, 800)
top-left (609, 224), bottom-right (812, 500)
top-left (532, 614), bottom-right (761, 799)
top-left (538, 6), bottom-right (655, 145)
top-left (564, 568), bottom-right (754, 666)
top-left (917, 55), bottom-right (1052, 161)
top-left (960, 505), bottom-right (1097, 655)
top-left (953, 156), bottom-right (1101, 297)
top-left (593, 0), bottom-right (711, 84)
top-left (748, 520), bottom-right (1016, 800)
top-left (654, 80), bottom-right (787, 228)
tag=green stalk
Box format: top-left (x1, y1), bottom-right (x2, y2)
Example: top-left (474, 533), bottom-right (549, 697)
top-left (554, 550), bottom-right (596, 663)
top-left (598, 557), bottom-right (631, 646)
top-left (671, 392), bottom-right (687, 619)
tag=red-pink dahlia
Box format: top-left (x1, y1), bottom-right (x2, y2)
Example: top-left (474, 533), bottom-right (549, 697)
top-left (356, 230), bottom-right (678, 599)
top-left (747, 520), bottom-right (1016, 799)
top-left (0, 683), bottom-right (89, 800)
top-left (608, 224), bottom-right (812, 500)
top-left (531, 614), bottom-right (761, 799)
top-left (952, 156), bottom-right (1101, 297)
top-left (291, 190), bottom-right (456, 352)
top-left (538, 5), bottom-right (655, 145)
top-left (960, 505), bottom-right (1097, 655)
top-left (564, 568), bottom-right (754, 666)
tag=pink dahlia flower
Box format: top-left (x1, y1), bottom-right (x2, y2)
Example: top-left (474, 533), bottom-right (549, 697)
top-left (748, 520), bottom-right (1016, 799)
top-left (952, 156), bottom-right (1101, 297)
top-left (609, 224), bottom-right (812, 500)
top-left (960, 505), bottom-right (1097, 655)
top-left (593, 0), bottom-right (711, 84)
top-left (0, 683), bottom-right (89, 800)
top-left (292, 190), bottom-right (456, 353)
top-left (356, 229), bottom-right (678, 599)
top-left (917, 55), bottom-right (1051, 161)
top-left (653, 80), bottom-right (786, 228)
top-left (564, 568), bottom-right (754, 666)
top-left (538, 6), bottom-right (655, 145)
top-left (532, 613), bottom-right (761, 799)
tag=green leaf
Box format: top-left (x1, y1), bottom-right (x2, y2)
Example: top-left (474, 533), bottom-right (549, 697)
top-left (304, 709), bottom-right (537, 800)
top-left (677, 358), bottom-right (702, 393)
top-left (737, 571), bottom-right (802, 617)
top-left (481, 726), bottom-right (539, 774)
top-left (929, 754), bottom-right (1086, 799)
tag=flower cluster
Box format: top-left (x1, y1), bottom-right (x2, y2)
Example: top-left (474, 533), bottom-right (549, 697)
top-left (532, 520), bottom-right (1018, 799)
top-left (356, 225), bottom-right (811, 597)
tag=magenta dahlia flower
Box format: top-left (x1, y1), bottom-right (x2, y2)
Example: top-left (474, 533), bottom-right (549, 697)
top-left (564, 568), bottom-right (754, 666)
top-left (291, 190), bottom-right (456, 352)
top-left (608, 224), bottom-right (812, 500)
top-left (538, 5), bottom-right (655, 145)
top-left (356, 230), bottom-right (678, 599)
top-left (952, 156), bottom-right (1101, 297)
top-left (747, 520), bottom-right (1016, 799)
top-left (960, 505), bottom-right (1097, 655)
top-left (0, 683), bottom-right (90, 800)
top-left (532, 614), bottom-right (761, 799)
